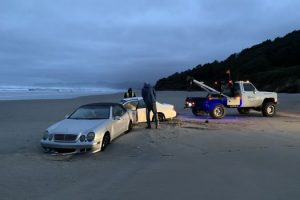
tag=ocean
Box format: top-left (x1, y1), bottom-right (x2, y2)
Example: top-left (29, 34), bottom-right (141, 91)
top-left (0, 85), bottom-right (122, 100)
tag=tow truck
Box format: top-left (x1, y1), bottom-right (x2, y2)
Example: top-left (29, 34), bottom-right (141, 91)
top-left (185, 77), bottom-right (278, 119)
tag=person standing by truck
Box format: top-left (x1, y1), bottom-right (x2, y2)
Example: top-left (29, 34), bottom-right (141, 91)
top-left (124, 88), bottom-right (136, 98)
top-left (141, 83), bottom-right (159, 129)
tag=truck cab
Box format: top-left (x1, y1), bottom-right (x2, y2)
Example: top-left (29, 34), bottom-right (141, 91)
top-left (233, 81), bottom-right (277, 109)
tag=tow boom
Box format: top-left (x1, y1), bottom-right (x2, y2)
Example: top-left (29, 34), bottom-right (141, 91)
top-left (187, 76), bottom-right (230, 98)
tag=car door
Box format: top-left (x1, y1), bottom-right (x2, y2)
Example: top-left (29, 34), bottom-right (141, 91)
top-left (123, 101), bottom-right (138, 123)
top-left (137, 100), bottom-right (147, 122)
top-left (242, 83), bottom-right (259, 107)
top-left (111, 105), bottom-right (127, 138)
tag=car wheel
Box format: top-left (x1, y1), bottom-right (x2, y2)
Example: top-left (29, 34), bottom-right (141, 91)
top-left (262, 102), bottom-right (276, 117)
top-left (101, 133), bottom-right (110, 151)
top-left (153, 113), bottom-right (165, 122)
top-left (125, 120), bottom-right (133, 134)
top-left (158, 113), bottom-right (165, 122)
top-left (209, 104), bottom-right (225, 119)
top-left (237, 108), bottom-right (250, 114)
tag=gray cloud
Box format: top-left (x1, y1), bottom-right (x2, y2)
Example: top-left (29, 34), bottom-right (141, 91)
top-left (0, 0), bottom-right (299, 86)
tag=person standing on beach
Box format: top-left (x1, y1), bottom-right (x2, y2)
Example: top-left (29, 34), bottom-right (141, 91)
top-left (141, 83), bottom-right (159, 129)
top-left (124, 88), bottom-right (136, 98)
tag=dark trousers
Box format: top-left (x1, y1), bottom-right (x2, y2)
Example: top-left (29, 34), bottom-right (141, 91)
top-left (146, 102), bottom-right (159, 128)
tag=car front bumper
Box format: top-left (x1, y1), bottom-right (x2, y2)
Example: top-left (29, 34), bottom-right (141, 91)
top-left (40, 140), bottom-right (101, 153)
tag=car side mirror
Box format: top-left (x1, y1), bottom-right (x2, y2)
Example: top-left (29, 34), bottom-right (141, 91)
top-left (114, 116), bottom-right (121, 120)
top-left (65, 115), bottom-right (69, 119)
top-left (253, 90), bottom-right (256, 94)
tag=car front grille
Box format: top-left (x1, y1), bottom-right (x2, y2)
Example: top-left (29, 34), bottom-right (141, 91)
top-left (54, 134), bottom-right (78, 142)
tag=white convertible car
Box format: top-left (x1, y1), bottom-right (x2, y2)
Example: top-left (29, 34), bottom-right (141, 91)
top-left (40, 103), bottom-right (132, 154)
top-left (121, 97), bottom-right (177, 124)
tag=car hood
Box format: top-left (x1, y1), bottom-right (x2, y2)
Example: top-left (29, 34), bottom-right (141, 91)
top-left (158, 103), bottom-right (174, 108)
top-left (48, 119), bottom-right (108, 134)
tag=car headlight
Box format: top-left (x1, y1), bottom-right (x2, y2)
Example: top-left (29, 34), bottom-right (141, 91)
top-left (87, 132), bottom-right (95, 142)
top-left (48, 133), bottom-right (54, 141)
top-left (43, 131), bottom-right (49, 140)
top-left (80, 135), bottom-right (86, 142)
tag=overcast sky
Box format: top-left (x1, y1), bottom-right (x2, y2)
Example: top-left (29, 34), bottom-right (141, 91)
top-left (0, 0), bottom-right (299, 86)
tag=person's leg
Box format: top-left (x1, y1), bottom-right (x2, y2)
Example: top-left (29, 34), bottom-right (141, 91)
top-left (152, 103), bottom-right (159, 128)
top-left (146, 106), bottom-right (151, 128)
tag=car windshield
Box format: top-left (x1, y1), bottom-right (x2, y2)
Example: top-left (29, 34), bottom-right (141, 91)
top-left (69, 105), bottom-right (110, 119)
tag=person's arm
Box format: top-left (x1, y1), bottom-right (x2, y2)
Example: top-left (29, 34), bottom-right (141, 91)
top-left (141, 89), bottom-right (145, 99)
top-left (152, 88), bottom-right (156, 100)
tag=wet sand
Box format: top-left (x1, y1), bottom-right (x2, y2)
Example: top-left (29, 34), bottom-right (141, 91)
top-left (0, 91), bottom-right (300, 200)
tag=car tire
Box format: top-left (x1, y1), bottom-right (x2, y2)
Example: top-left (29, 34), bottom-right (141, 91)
top-left (101, 133), bottom-right (110, 151)
top-left (192, 108), bottom-right (202, 116)
top-left (262, 102), bottom-right (276, 117)
top-left (125, 120), bottom-right (133, 134)
top-left (237, 108), bottom-right (250, 114)
top-left (209, 104), bottom-right (225, 119)
top-left (152, 113), bottom-right (165, 122)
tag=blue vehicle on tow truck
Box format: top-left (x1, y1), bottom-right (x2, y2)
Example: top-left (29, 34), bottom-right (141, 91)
top-left (185, 77), bottom-right (278, 119)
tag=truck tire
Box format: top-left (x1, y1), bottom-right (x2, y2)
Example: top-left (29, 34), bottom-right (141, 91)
top-left (237, 108), bottom-right (250, 114)
top-left (262, 102), bottom-right (276, 117)
top-left (192, 108), bottom-right (202, 116)
top-left (210, 104), bottom-right (225, 119)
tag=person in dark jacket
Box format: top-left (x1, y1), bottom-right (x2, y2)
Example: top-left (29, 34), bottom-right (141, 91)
top-left (124, 88), bottom-right (136, 98)
top-left (141, 83), bottom-right (159, 129)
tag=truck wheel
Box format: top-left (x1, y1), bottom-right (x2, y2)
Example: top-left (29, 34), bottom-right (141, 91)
top-left (262, 102), bottom-right (276, 117)
top-left (192, 108), bottom-right (202, 116)
top-left (210, 104), bottom-right (225, 119)
top-left (237, 108), bottom-right (250, 114)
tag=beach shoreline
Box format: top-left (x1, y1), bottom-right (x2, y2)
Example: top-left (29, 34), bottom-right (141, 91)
top-left (0, 86), bottom-right (123, 101)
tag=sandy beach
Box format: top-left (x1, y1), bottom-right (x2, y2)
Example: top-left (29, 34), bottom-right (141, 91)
top-left (0, 91), bottom-right (300, 200)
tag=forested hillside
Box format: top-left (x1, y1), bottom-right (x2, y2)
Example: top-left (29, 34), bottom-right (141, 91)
top-left (155, 30), bottom-right (300, 93)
